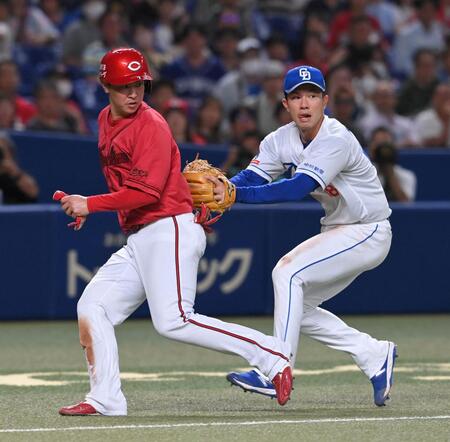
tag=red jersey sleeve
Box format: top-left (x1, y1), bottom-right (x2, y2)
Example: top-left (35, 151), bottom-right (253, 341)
top-left (123, 114), bottom-right (172, 199)
top-left (87, 188), bottom-right (158, 213)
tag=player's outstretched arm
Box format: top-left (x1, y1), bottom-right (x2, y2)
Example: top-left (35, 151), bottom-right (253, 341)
top-left (230, 169), bottom-right (269, 187)
top-left (213, 173), bottom-right (320, 205)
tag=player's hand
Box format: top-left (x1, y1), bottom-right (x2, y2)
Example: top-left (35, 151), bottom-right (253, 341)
top-left (204, 175), bottom-right (226, 203)
top-left (61, 194), bottom-right (89, 217)
top-left (68, 216), bottom-right (87, 231)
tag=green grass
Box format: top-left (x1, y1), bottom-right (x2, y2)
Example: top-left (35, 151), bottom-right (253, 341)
top-left (0, 316), bottom-right (449, 441)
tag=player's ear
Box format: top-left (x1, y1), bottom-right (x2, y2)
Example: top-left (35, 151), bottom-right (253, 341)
top-left (322, 93), bottom-right (329, 110)
top-left (281, 97), bottom-right (289, 111)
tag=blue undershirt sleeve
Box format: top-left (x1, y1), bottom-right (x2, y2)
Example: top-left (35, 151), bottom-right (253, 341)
top-left (235, 173), bottom-right (320, 203)
top-left (230, 169), bottom-right (269, 187)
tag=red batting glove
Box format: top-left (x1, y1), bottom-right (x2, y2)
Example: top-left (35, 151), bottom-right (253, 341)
top-left (53, 189), bottom-right (83, 230)
top-left (194, 203), bottom-right (222, 233)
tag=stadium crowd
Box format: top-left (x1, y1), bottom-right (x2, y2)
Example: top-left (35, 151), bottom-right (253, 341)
top-left (0, 0), bottom-right (449, 203)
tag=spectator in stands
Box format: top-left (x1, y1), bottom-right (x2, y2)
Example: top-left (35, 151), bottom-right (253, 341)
top-left (396, 49), bottom-right (440, 116)
top-left (0, 60), bottom-right (36, 125)
top-left (300, 7), bottom-right (331, 44)
top-left (192, 0), bottom-right (252, 40)
top-left (127, 0), bottom-right (157, 32)
top-left (344, 14), bottom-right (386, 74)
top-left (214, 37), bottom-right (264, 115)
top-left (366, 0), bottom-right (401, 41)
top-left (222, 130), bottom-right (261, 177)
top-left (393, 0), bottom-right (416, 32)
top-left (251, 0), bottom-right (303, 44)
top-left (329, 85), bottom-right (366, 146)
top-left (302, 0), bottom-right (341, 28)
top-left (0, 134), bottom-right (39, 203)
top-left (160, 24), bottom-right (226, 111)
top-left (358, 80), bottom-right (419, 147)
top-left (264, 34), bottom-right (291, 65)
top-left (132, 22), bottom-right (172, 81)
top-left (415, 83), bottom-right (450, 148)
top-left (46, 68), bottom-right (88, 134)
top-left (368, 126), bottom-right (417, 201)
top-left (0, 0), bottom-right (13, 61)
top-left (244, 59), bottom-right (285, 136)
top-left (213, 28), bottom-right (240, 73)
top-left (326, 62), bottom-right (365, 110)
top-left (153, 0), bottom-right (188, 55)
top-left (274, 101), bottom-right (292, 126)
top-left (292, 32), bottom-right (329, 76)
top-left (391, 0), bottom-right (445, 77)
top-left (0, 94), bottom-right (23, 130)
top-left (26, 80), bottom-right (83, 133)
top-left (327, 0), bottom-right (381, 49)
top-left (40, 0), bottom-right (79, 34)
top-left (162, 97), bottom-right (192, 144)
top-left (148, 79), bottom-right (176, 114)
top-left (82, 10), bottom-right (128, 73)
top-left (226, 105), bottom-right (258, 145)
top-left (10, 0), bottom-right (60, 47)
top-left (61, 0), bottom-right (105, 67)
top-left (332, 14), bottom-right (388, 100)
top-left (191, 95), bottom-right (225, 145)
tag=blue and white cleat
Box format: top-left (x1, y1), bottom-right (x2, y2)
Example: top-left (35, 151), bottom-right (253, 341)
top-left (226, 369), bottom-right (276, 398)
top-left (370, 342), bottom-right (398, 406)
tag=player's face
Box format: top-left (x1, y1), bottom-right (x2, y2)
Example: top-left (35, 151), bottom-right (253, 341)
top-left (282, 86), bottom-right (328, 141)
top-left (104, 81), bottom-right (145, 118)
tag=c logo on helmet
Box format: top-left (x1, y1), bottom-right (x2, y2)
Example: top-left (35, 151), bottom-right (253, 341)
top-left (298, 67), bottom-right (311, 81)
top-left (127, 61), bottom-right (141, 72)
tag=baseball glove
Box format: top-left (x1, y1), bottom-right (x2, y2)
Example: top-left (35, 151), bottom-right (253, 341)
top-left (182, 157), bottom-right (236, 213)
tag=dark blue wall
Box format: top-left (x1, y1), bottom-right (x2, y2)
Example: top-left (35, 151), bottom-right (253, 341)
top-left (10, 132), bottom-right (230, 203)
top-left (1, 202), bottom-right (449, 320)
top-left (10, 132), bottom-right (450, 203)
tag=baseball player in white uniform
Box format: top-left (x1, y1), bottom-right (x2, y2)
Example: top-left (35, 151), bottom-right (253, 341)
top-left (211, 66), bottom-right (397, 406)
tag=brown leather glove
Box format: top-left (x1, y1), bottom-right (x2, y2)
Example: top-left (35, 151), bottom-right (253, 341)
top-left (182, 158), bottom-right (236, 213)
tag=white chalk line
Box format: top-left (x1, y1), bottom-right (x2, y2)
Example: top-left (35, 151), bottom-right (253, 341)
top-left (1, 415), bottom-right (450, 433)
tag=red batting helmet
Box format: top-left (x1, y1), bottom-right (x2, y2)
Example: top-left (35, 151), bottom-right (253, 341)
top-left (99, 48), bottom-right (152, 85)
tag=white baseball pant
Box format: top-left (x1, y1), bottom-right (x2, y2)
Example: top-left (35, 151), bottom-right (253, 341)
top-left (272, 220), bottom-right (392, 378)
top-left (77, 213), bottom-right (291, 415)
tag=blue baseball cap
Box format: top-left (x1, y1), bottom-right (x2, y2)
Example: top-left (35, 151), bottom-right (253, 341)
top-left (284, 65), bottom-right (326, 94)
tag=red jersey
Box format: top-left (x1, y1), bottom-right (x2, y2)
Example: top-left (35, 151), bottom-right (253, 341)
top-left (15, 96), bottom-right (37, 124)
top-left (97, 102), bottom-right (193, 232)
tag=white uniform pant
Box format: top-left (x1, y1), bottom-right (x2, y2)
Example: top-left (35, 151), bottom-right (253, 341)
top-left (272, 220), bottom-right (392, 378)
top-left (77, 213), bottom-right (290, 415)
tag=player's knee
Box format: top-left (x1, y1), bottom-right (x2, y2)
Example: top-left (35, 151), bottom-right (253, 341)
top-left (77, 297), bottom-right (94, 319)
top-left (77, 299), bottom-right (106, 325)
top-left (272, 259), bottom-right (305, 296)
top-left (272, 261), bottom-right (291, 283)
top-left (152, 316), bottom-right (185, 339)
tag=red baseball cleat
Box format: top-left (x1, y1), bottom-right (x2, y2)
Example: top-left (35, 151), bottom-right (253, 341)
top-left (59, 402), bottom-right (99, 416)
top-left (272, 366), bottom-right (293, 406)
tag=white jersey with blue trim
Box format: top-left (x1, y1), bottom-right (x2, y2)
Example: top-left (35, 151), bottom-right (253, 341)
top-left (247, 116), bottom-right (392, 226)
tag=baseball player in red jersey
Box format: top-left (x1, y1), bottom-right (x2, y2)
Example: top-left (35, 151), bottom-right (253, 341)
top-left (56, 48), bottom-right (292, 416)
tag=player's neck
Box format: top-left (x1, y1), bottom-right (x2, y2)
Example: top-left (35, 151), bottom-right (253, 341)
top-left (109, 104), bottom-right (138, 122)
